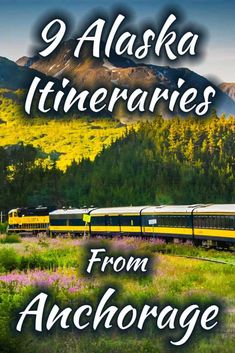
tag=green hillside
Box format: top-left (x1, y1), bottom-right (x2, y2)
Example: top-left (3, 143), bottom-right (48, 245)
top-left (0, 110), bottom-right (234, 210)
top-left (0, 88), bottom-right (235, 209)
top-left (0, 89), bottom-right (127, 170)
top-left (60, 114), bottom-right (235, 206)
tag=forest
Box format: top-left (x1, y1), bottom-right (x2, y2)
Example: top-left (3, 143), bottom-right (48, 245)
top-left (0, 114), bottom-right (234, 213)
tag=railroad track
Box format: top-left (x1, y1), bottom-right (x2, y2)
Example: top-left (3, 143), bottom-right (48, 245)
top-left (165, 253), bottom-right (235, 266)
top-left (87, 235), bottom-right (235, 264)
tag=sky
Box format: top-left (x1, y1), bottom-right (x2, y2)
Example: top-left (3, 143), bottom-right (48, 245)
top-left (0, 0), bottom-right (234, 82)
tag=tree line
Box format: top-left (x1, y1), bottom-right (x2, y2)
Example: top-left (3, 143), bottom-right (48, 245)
top-left (0, 114), bottom-right (234, 212)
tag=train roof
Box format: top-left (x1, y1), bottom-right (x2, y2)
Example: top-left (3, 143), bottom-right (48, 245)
top-left (8, 206), bottom-right (56, 216)
top-left (9, 206), bottom-right (52, 213)
top-left (49, 208), bottom-right (94, 216)
top-left (142, 205), bottom-right (207, 214)
top-left (90, 206), bottom-right (152, 215)
top-left (193, 204), bottom-right (235, 214)
top-left (22, 204), bottom-right (235, 217)
top-left (8, 209), bottom-right (18, 214)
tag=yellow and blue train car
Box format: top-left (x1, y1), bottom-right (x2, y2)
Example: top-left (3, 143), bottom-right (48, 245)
top-left (193, 204), bottom-right (235, 244)
top-left (141, 204), bottom-right (235, 245)
top-left (141, 205), bottom-right (194, 239)
top-left (89, 206), bottom-right (151, 236)
top-left (49, 208), bottom-right (94, 236)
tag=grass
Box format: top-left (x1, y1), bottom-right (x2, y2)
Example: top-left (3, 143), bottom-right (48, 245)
top-left (0, 237), bottom-right (234, 353)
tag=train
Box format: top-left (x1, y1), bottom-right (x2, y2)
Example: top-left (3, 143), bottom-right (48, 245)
top-left (7, 204), bottom-right (235, 247)
top-left (7, 206), bottom-right (56, 233)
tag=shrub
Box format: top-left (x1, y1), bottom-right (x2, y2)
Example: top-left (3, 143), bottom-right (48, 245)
top-left (0, 222), bottom-right (7, 234)
top-left (0, 234), bottom-right (21, 244)
top-left (0, 248), bottom-right (20, 271)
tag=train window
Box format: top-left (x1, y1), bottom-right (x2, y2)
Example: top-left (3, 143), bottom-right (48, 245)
top-left (208, 216), bottom-right (212, 228)
top-left (221, 217), bottom-right (225, 228)
top-left (162, 216), bottom-right (167, 226)
top-left (106, 216), bottom-right (120, 226)
top-left (91, 216), bottom-right (106, 226)
top-left (202, 215), bottom-right (232, 229)
top-left (199, 217), bottom-right (203, 228)
top-left (195, 216), bottom-right (200, 228)
top-left (193, 216), bottom-right (199, 228)
top-left (160, 216), bottom-right (166, 226)
top-left (174, 216), bottom-right (180, 227)
top-left (157, 215), bottom-right (190, 228)
top-left (69, 219), bottom-right (85, 226)
top-left (50, 219), bottom-right (67, 226)
top-left (218, 216), bottom-right (224, 229)
top-left (214, 216), bottom-right (218, 228)
top-left (214, 216), bottom-right (217, 228)
top-left (193, 215), bottom-right (235, 229)
top-left (142, 215), bottom-right (156, 226)
top-left (174, 216), bottom-right (179, 227)
top-left (203, 216), bottom-right (207, 228)
top-left (172, 216), bottom-right (176, 226)
top-left (229, 216), bottom-right (233, 229)
top-left (156, 216), bottom-right (161, 226)
top-left (194, 216), bottom-right (203, 228)
top-left (219, 216), bottom-right (224, 229)
top-left (224, 216), bottom-right (234, 229)
top-left (204, 216), bottom-right (209, 228)
top-left (232, 216), bottom-right (235, 229)
top-left (165, 217), bottom-right (170, 226)
top-left (213, 216), bottom-right (217, 228)
top-left (208, 216), bottom-right (213, 228)
top-left (120, 215), bottom-right (140, 226)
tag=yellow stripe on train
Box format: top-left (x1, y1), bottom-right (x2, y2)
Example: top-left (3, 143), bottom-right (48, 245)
top-left (143, 226), bottom-right (235, 238)
top-left (143, 226), bottom-right (192, 235)
top-left (8, 216), bottom-right (49, 225)
top-left (194, 228), bottom-right (235, 238)
top-left (8, 227), bottom-right (47, 231)
top-left (91, 226), bottom-right (141, 233)
top-left (49, 226), bottom-right (89, 232)
top-left (89, 226), bottom-right (235, 239)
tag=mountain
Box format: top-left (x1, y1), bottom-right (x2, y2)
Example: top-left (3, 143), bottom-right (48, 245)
top-left (219, 83), bottom-right (235, 102)
top-left (16, 39), bottom-right (235, 116)
top-left (0, 56), bottom-right (52, 90)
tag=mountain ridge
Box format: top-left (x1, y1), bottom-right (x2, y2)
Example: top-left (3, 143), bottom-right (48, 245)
top-left (0, 39), bottom-right (235, 116)
top-left (15, 40), bottom-right (235, 116)
top-left (0, 56), bottom-right (52, 91)
top-left (219, 83), bottom-right (235, 102)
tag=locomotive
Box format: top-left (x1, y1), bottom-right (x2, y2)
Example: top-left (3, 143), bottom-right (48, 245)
top-left (8, 206), bottom-right (56, 233)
